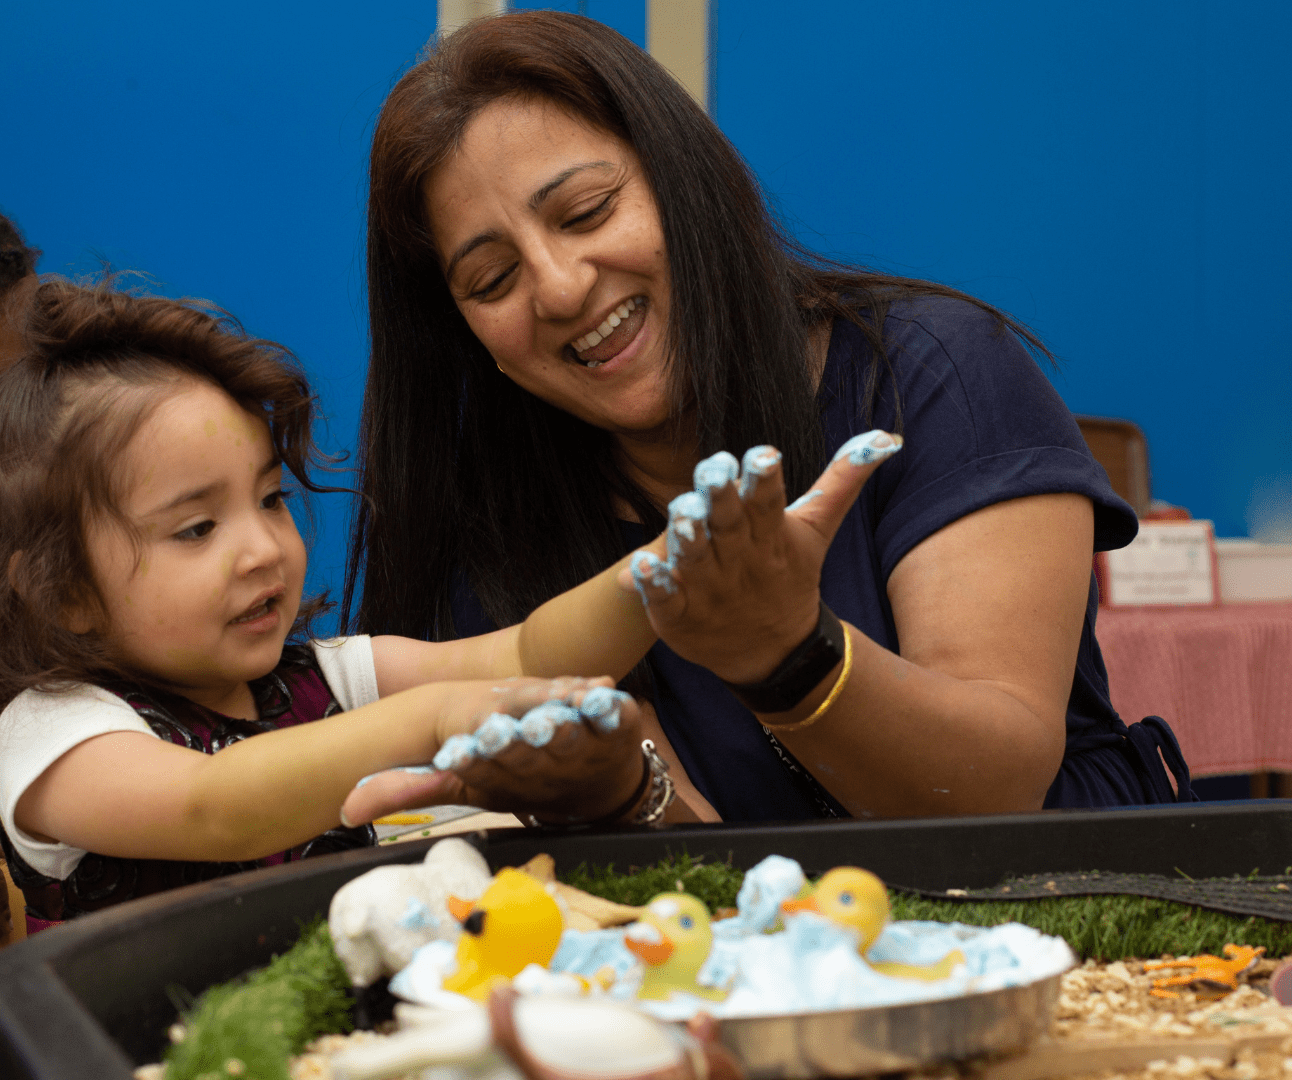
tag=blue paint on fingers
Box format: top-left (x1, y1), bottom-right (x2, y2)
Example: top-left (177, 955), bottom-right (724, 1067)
top-left (738, 445), bottom-right (782, 499)
top-left (579, 686), bottom-right (633, 732)
top-left (518, 701), bottom-right (580, 747)
top-left (833, 430), bottom-right (902, 467)
top-left (630, 550), bottom-right (677, 599)
top-left (786, 489), bottom-right (825, 512)
top-left (432, 733), bottom-right (478, 771)
top-left (693, 451), bottom-right (740, 505)
top-left (473, 713), bottom-right (520, 756)
top-left (666, 490), bottom-right (709, 562)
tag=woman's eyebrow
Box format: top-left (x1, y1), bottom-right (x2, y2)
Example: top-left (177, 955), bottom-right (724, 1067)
top-left (528, 160), bottom-right (614, 210)
top-left (445, 231), bottom-right (502, 283)
top-left (444, 161), bottom-right (615, 283)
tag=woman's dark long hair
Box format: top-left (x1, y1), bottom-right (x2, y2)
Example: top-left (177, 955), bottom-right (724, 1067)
top-left (345, 10), bottom-right (1047, 643)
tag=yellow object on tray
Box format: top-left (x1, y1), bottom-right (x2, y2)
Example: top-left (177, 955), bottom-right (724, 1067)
top-left (442, 868), bottom-right (564, 1000)
top-left (625, 893), bottom-right (728, 1002)
top-left (373, 812), bottom-right (437, 826)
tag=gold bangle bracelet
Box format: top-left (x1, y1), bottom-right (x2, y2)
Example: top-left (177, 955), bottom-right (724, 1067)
top-left (760, 625), bottom-right (853, 733)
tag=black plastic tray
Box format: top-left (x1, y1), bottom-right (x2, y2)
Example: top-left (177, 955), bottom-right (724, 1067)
top-left (1, 801), bottom-right (1288, 1080)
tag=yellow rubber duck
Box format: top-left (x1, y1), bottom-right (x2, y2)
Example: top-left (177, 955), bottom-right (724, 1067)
top-left (624, 893), bottom-right (727, 1002)
top-left (781, 867), bottom-right (890, 951)
top-left (442, 868), bottom-right (564, 1000)
top-left (781, 866), bottom-right (964, 981)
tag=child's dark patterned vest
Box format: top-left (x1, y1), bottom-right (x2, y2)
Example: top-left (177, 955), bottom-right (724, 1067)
top-left (0, 644), bottom-right (375, 935)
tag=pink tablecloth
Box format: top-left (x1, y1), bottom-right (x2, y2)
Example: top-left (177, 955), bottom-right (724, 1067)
top-left (1096, 601), bottom-right (1292, 777)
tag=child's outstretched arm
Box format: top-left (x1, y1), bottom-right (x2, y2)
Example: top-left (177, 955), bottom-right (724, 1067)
top-left (370, 551), bottom-right (657, 696)
top-left (15, 676), bottom-right (643, 863)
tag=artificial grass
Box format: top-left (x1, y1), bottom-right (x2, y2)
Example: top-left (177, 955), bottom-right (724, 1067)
top-left (562, 854), bottom-right (1292, 962)
top-left (164, 919), bottom-right (352, 1080)
top-left (563, 852), bottom-right (744, 912)
top-left (888, 892), bottom-right (1292, 962)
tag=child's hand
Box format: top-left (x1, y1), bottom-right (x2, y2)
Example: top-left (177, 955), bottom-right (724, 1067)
top-left (617, 433), bottom-right (902, 685)
top-left (339, 676), bottom-right (645, 826)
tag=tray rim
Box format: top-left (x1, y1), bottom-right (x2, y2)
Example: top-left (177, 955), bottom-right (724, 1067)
top-left (0, 801), bottom-right (1287, 1079)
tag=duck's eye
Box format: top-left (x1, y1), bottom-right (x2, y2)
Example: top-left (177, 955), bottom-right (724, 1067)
top-left (839, 891), bottom-right (854, 905)
top-left (679, 915), bottom-right (694, 930)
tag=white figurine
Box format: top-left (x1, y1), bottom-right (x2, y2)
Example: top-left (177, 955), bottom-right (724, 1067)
top-left (329, 837), bottom-right (493, 988)
top-left (329, 988), bottom-right (743, 1080)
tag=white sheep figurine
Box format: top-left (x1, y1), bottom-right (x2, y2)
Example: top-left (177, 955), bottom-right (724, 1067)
top-left (329, 837), bottom-right (493, 988)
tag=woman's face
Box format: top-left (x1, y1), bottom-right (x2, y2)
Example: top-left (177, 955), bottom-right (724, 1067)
top-left (424, 97), bottom-right (673, 438)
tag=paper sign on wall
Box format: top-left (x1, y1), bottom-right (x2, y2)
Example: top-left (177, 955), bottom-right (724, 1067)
top-left (1097, 520), bottom-right (1220, 607)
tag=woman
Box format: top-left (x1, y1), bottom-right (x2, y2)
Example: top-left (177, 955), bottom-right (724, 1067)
top-left (345, 10), bottom-right (1192, 822)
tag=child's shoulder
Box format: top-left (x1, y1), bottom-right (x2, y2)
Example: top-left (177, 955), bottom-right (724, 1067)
top-left (2, 681), bottom-right (136, 720)
top-left (0, 682), bottom-right (153, 755)
top-left (300, 635), bottom-right (378, 713)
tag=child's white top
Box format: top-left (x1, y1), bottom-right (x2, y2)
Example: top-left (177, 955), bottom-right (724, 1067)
top-left (0, 636), bottom-right (379, 881)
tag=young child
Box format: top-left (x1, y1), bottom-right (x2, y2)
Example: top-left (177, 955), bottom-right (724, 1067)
top-left (0, 279), bottom-right (659, 933)
top-left (0, 210), bottom-right (41, 943)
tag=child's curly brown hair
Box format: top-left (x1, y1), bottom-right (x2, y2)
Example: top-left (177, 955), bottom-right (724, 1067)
top-left (0, 277), bottom-right (339, 705)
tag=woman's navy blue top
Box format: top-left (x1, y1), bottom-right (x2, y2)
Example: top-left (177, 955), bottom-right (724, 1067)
top-left (454, 298), bottom-right (1194, 821)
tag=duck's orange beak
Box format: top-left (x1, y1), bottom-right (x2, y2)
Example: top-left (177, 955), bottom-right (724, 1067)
top-left (447, 895), bottom-right (476, 923)
top-left (624, 934), bottom-right (675, 967)
top-left (780, 894), bottom-right (820, 915)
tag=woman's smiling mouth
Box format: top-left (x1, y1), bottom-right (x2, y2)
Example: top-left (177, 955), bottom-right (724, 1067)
top-left (569, 296), bottom-right (647, 368)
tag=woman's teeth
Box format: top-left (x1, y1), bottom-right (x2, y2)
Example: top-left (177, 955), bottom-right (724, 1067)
top-left (572, 296), bottom-right (644, 365)
top-left (575, 299), bottom-right (635, 351)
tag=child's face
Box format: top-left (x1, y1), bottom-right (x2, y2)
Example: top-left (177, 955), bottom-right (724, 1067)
top-left (82, 380), bottom-right (307, 707)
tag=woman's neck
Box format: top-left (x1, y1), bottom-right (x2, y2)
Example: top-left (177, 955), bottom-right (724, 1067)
top-left (613, 428), bottom-right (702, 520)
top-left (611, 322), bottom-right (834, 521)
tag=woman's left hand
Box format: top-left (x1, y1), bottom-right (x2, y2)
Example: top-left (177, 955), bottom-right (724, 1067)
top-left (617, 433), bottom-right (900, 684)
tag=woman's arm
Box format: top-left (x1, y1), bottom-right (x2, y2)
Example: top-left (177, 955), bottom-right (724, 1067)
top-left (759, 493), bottom-right (1084, 815)
top-left (370, 553), bottom-right (656, 697)
top-left (622, 447), bottom-right (1086, 816)
top-left (15, 676), bottom-right (633, 862)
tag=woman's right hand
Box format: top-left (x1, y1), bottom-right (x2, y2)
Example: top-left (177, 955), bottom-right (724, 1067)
top-left (339, 676), bottom-right (646, 826)
top-left (617, 433), bottom-right (901, 685)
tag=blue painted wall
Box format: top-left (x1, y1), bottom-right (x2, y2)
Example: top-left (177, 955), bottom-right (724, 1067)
top-left (3, 2), bottom-right (1288, 630)
top-left (714, 3), bottom-right (1291, 538)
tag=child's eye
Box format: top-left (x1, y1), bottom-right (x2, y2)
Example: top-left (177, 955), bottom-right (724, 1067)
top-left (175, 520), bottom-right (215, 541)
top-left (261, 489), bottom-right (291, 511)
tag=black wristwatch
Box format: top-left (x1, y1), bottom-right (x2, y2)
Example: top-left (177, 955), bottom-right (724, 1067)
top-left (722, 602), bottom-right (847, 714)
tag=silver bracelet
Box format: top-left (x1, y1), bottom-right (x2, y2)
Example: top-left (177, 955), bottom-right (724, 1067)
top-left (630, 739), bottom-right (675, 826)
top-left (522, 739), bottom-right (675, 830)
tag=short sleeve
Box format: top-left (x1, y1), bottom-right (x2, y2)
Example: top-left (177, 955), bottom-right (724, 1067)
top-left (311, 636), bottom-right (380, 711)
top-left (0, 686), bottom-right (156, 880)
top-left (827, 299), bottom-right (1138, 581)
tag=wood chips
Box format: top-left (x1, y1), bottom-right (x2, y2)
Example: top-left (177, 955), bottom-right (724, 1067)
top-left (916, 955), bottom-right (1292, 1080)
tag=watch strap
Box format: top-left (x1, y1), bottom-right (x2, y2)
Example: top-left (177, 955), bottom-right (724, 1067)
top-left (722, 601), bottom-right (847, 714)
